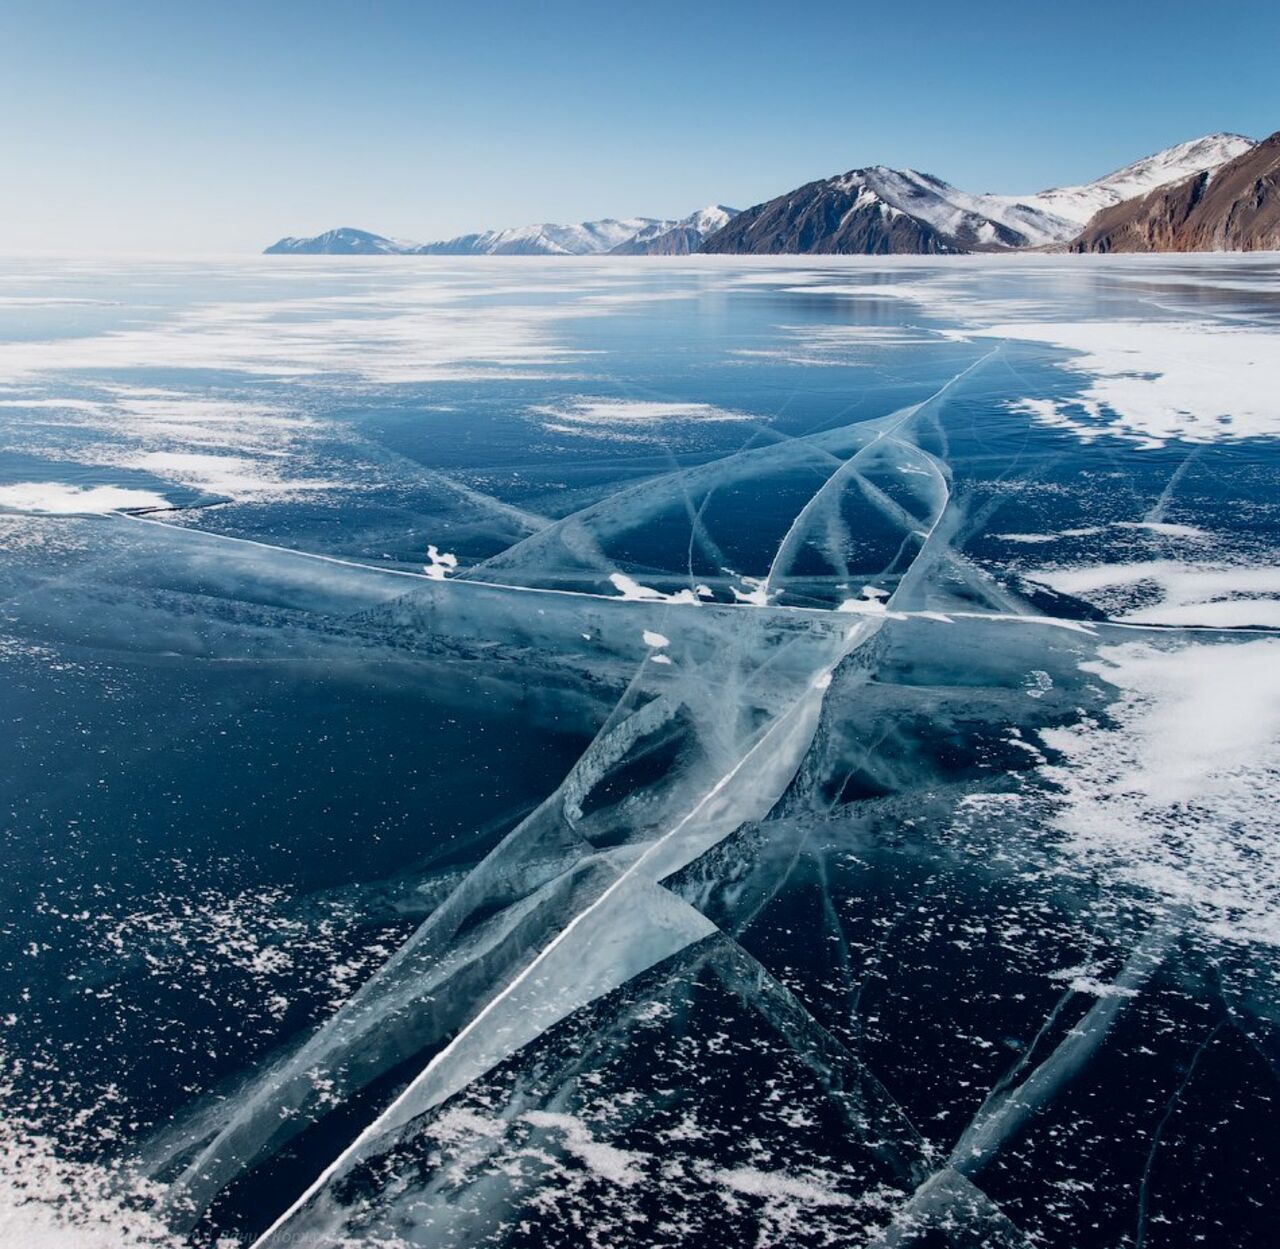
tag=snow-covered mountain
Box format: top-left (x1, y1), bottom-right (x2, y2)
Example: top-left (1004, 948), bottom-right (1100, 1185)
top-left (609, 206), bottom-right (739, 255)
top-left (265, 210), bottom-right (739, 257)
top-left (264, 227), bottom-right (420, 255)
top-left (993, 132), bottom-right (1256, 232)
top-left (701, 166), bottom-right (1072, 255)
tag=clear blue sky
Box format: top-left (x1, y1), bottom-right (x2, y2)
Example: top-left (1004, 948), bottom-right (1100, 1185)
top-left (2, 0), bottom-right (1276, 254)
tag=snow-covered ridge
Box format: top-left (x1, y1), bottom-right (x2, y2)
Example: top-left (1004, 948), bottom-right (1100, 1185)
top-left (992, 132), bottom-right (1255, 231)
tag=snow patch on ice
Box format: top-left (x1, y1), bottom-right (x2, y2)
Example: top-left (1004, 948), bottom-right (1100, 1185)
top-left (1042, 638), bottom-right (1280, 945)
top-left (0, 482), bottom-right (169, 514)
top-left (424, 545), bottom-right (459, 580)
top-left (978, 321), bottom-right (1280, 447)
top-left (1027, 560), bottom-right (1280, 628)
top-left (609, 573), bottom-right (699, 605)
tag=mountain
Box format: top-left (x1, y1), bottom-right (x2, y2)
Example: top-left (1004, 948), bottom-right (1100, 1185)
top-left (698, 134), bottom-right (1256, 256)
top-left (264, 211), bottom-right (738, 257)
top-left (608, 206), bottom-right (739, 255)
top-left (263, 227), bottom-right (417, 255)
top-left (264, 135), bottom-right (1262, 259)
top-left (1070, 130), bottom-right (1280, 254)
top-left (999, 132), bottom-right (1255, 229)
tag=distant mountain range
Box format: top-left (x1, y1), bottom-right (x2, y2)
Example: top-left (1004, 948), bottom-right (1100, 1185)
top-left (265, 132), bottom-right (1278, 259)
top-left (265, 206), bottom-right (738, 257)
top-left (702, 133), bottom-right (1255, 255)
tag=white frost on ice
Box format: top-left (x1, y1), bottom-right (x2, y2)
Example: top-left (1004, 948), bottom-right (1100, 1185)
top-left (642, 630), bottom-right (670, 649)
top-left (997, 522), bottom-right (1205, 546)
top-left (0, 397), bottom-right (111, 413)
top-left (709, 1163), bottom-right (865, 1249)
top-left (730, 322), bottom-right (946, 365)
top-left (530, 397), bottom-right (750, 440)
top-left (995, 527), bottom-right (1106, 544)
top-left (129, 450), bottom-right (334, 502)
top-left (0, 1061), bottom-right (188, 1249)
top-left (521, 1112), bottom-right (647, 1187)
top-left (0, 283), bottom-right (593, 386)
top-left (1114, 521), bottom-right (1207, 539)
top-left (1048, 965), bottom-right (1140, 999)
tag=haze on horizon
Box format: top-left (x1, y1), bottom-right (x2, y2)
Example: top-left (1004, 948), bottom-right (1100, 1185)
top-left (1, 0), bottom-right (1277, 255)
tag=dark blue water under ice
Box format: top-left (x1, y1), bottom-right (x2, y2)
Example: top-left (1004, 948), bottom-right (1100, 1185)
top-left (0, 255), bottom-right (1278, 1247)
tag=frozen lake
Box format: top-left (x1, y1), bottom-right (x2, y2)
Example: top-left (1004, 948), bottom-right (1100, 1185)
top-left (1, 254), bottom-right (1278, 1247)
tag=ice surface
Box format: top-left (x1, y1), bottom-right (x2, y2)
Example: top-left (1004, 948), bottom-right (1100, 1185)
top-left (1, 254), bottom-right (1278, 1248)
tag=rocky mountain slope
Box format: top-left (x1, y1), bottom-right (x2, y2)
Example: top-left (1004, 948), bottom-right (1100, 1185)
top-left (1070, 130), bottom-right (1280, 253)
